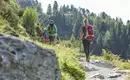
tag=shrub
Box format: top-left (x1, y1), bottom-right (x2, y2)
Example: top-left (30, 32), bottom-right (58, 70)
top-left (22, 7), bottom-right (38, 38)
top-left (102, 49), bottom-right (109, 60)
top-left (0, 0), bottom-right (3, 3)
top-left (62, 61), bottom-right (85, 80)
top-left (102, 49), bottom-right (120, 61)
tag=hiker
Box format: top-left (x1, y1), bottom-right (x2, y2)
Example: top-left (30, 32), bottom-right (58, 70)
top-left (79, 18), bottom-right (94, 62)
top-left (47, 20), bottom-right (57, 44)
top-left (41, 28), bottom-right (49, 43)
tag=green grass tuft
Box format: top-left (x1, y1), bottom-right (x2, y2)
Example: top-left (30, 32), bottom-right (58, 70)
top-left (92, 49), bottom-right (130, 70)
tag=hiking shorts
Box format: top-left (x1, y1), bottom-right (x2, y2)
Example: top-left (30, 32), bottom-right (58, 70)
top-left (49, 36), bottom-right (55, 42)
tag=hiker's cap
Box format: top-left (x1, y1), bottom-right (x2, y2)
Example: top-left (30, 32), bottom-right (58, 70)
top-left (49, 20), bottom-right (54, 24)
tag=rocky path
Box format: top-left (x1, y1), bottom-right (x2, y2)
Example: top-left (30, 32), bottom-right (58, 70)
top-left (79, 57), bottom-right (130, 80)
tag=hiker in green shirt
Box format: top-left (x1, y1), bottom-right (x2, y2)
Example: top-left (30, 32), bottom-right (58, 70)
top-left (47, 20), bottom-right (57, 44)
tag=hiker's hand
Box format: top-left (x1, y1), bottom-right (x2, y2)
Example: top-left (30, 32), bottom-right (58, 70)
top-left (78, 37), bottom-right (81, 40)
top-left (79, 35), bottom-right (82, 39)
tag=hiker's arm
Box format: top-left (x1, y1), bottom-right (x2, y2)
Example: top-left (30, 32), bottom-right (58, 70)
top-left (55, 25), bottom-right (57, 33)
top-left (46, 25), bottom-right (49, 31)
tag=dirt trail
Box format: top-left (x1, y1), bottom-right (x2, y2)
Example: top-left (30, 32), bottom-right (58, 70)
top-left (79, 57), bottom-right (129, 80)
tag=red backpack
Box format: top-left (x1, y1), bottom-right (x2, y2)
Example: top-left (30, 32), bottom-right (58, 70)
top-left (86, 25), bottom-right (94, 40)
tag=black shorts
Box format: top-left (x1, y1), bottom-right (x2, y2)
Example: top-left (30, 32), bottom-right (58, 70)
top-left (49, 36), bottom-right (55, 42)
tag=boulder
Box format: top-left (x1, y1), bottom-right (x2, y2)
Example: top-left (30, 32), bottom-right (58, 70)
top-left (108, 73), bottom-right (121, 78)
top-left (89, 73), bottom-right (105, 79)
top-left (0, 34), bottom-right (61, 80)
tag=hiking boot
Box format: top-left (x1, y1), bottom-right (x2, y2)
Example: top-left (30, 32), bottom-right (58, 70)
top-left (86, 57), bottom-right (90, 62)
top-left (86, 55), bottom-right (90, 62)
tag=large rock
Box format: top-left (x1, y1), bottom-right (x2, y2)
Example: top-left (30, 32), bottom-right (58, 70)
top-left (89, 73), bottom-right (105, 79)
top-left (90, 60), bottom-right (116, 69)
top-left (108, 73), bottom-right (122, 78)
top-left (0, 34), bottom-right (61, 80)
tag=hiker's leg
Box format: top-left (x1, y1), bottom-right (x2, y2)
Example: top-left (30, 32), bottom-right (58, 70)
top-left (45, 37), bottom-right (48, 44)
top-left (87, 40), bottom-right (90, 55)
top-left (82, 40), bottom-right (88, 60)
top-left (53, 36), bottom-right (56, 44)
top-left (55, 36), bottom-right (57, 44)
top-left (49, 36), bottom-right (52, 44)
top-left (50, 36), bottom-right (55, 44)
top-left (82, 39), bottom-right (86, 53)
top-left (86, 40), bottom-right (91, 62)
top-left (43, 36), bottom-right (45, 43)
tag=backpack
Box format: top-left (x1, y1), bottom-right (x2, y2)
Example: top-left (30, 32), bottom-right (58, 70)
top-left (45, 30), bottom-right (49, 37)
top-left (41, 30), bottom-right (49, 41)
top-left (48, 25), bottom-right (56, 34)
top-left (41, 30), bottom-right (48, 37)
top-left (86, 25), bottom-right (94, 41)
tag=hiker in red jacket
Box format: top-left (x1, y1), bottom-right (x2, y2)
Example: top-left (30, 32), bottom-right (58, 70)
top-left (41, 28), bottom-right (49, 43)
top-left (80, 18), bottom-right (94, 62)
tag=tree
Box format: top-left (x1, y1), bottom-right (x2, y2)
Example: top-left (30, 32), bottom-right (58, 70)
top-left (37, 3), bottom-right (42, 13)
top-left (47, 4), bottom-right (52, 15)
top-left (82, 8), bottom-right (85, 15)
top-left (70, 4), bottom-right (74, 12)
top-left (22, 7), bottom-right (38, 37)
top-left (103, 30), bottom-right (111, 47)
top-left (53, 1), bottom-right (58, 15)
top-left (101, 12), bottom-right (107, 19)
top-left (66, 5), bottom-right (70, 12)
top-left (86, 9), bottom-right (90, 14)
top-left (62, 5), bottom-right (66, 13)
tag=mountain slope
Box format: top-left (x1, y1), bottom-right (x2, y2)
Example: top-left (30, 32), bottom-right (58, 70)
top-left (0, 0), bottom-right (29, 37)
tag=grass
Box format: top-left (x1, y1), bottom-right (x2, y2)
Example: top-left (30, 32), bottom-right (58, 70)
top-left (91, 49), bottom-right (130, 70)
top-left (0, 16), bottom-right (7, 25)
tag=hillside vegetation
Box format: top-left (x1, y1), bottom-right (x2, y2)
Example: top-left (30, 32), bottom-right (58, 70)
top-left (0, 0), bottom-right (85, 80)
top-left (0, 0), bottom-right (29, 37)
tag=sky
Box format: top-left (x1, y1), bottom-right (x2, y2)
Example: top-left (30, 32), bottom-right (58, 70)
top-left (38, 0), bottom-right (130, 24)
